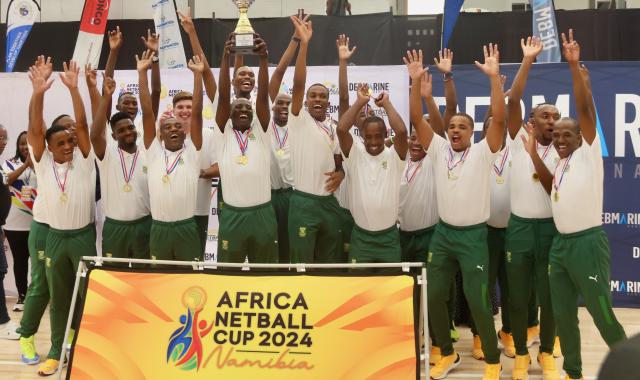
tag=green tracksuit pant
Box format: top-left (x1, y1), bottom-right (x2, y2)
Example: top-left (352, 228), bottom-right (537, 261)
top-left (271, 188), bottom-right (292, 263)
top-left (194, 215), bottom-right (209, 256)
top-left (102, 215), bottom-right (151, 261)
top-left (338, 207), bottom-right (355, 262)
top-left (349, 224), bottom-right (401, 263)
top-left (150, 218), bottom-right (202, 262)
top-left (549, 226), bottom-right (626, 379)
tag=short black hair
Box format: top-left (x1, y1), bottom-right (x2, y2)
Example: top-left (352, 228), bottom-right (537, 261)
top-left (556, 117), bottom-right (581, 134)
top-left (306, 83), bottom-right (329, 96)
top-left (45, 125), bottom-right (69, 144)
top-left (362, 116), bottom-right (386, 134)
top-left (110, 112), bottom-right (133, 129)
top-left (531, 103), bottom-right (558, 117)
top-left (51, 114), bottom-right (71, 128)
top-left (117, 91), bottom-right (135, 103)
top-left (450, 112), bottom-right (474, 128)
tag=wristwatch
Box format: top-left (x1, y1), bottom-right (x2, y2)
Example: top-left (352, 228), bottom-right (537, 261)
top-left (152, 56), bottom-right (160, 63)
top-left (443, 71), bottom-right (453, 81)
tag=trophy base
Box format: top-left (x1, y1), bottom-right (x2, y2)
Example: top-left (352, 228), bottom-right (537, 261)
top-left (233, 33), bottom-right (256, 55)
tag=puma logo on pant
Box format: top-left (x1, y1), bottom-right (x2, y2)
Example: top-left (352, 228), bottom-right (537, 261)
top-left (477, 265), bottom-right (484, 272)
top-left (589, 275), bottom-right (598, 283)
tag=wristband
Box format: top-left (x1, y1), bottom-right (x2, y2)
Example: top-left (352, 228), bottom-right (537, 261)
top-left (443, 72), bottom-right (453, 81)
top-left (152, 56), bottom-right (160, 63)
top-left (292, 37), bottom-right (301, 43)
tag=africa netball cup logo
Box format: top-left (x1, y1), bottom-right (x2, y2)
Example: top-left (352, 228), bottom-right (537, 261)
top-left (166, 286), bottom-right (214, 371)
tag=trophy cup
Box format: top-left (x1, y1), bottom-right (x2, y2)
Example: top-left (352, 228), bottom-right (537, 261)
top-left (232, 0), bottom-right (256, 54)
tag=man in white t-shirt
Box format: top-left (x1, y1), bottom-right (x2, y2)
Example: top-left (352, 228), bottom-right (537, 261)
top-left (526, 30), bottom-right (626, 380)
top-left (406, 47), bottom-right (504, 379)
top-left (90, 74), bottom-right (151, 262)
top-left (27, 61), bottom-right (97, 376)
top-left (337, 85), bottom-right (407, 263)
top-left (139, 50), bottom-right (205, 262)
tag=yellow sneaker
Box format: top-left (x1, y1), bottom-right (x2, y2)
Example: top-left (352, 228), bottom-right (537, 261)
top-left (38, 359), bottom-right (60, 376)
top-left (498, 329), bottom-right (516, 358)
top-left (512, 354), bottom-right (530, 380)
top-left (564, 376), bottom-right (583, 380)
top-left (430, 353), bottom-right (461, 379)
top-left (472, 335), bottom-right (485, 360)
top-left (553, 336), bottom-right (562, 358)
top-left (19, 335), bottom-right (40, 365)
top-left (537, 353), bottom-right (560, 380)
top-left (483, 363), bottom-right (502, 380)
top-left (527, 325), bottom-right (540, 347)
top-left (429, 346), bottom-right (442, 366)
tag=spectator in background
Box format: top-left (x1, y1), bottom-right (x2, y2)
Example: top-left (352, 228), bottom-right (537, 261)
top-left (327, 0), bottom-right (352, 16)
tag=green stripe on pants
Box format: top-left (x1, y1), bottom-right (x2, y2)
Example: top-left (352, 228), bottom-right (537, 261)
top-left (427, 221), bottom-right (500, 363)
top-left (272, 188), bottom-right (292, 263)
top-left (102, 215), bottom-right (151, 261)
top-left (549, 226), bottom-right (626, 379)
top-left (17, 221), bottom-right (50, 338)
top-left (218, 202), bottom-right (279, 264)
top-left (150, 218), bottom-right (202, 262)
top-left (349, 224), bottom-right (400, 263)
top-left (45, 224), bottom-right (96, 359)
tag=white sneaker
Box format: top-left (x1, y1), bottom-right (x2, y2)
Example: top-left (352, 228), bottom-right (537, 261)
top-left (12, 297), bottom-right (25, 311)
top-left (0, 320), bottom-right (20, 340)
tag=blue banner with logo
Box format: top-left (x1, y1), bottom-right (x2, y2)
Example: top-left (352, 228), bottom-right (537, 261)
top-left (430, 61), bottom-right (640, 307)
top-left (5, 0), bottom-right (40, 72)
top-left (530, 0), bottom-right (561, 63)
top-left (442, 0), bottom-right (465, 48)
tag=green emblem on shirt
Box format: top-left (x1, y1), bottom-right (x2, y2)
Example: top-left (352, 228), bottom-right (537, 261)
top-left (382, 161), bottom-right (388, 170)
top-left (142, 166), bottom-right (148, 173)
top-left (178, 158), bottom-right (184, 165)
top-left (248, 132), bottom-right (256, 140)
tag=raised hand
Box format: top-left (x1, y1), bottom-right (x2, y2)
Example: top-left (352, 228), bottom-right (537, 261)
top-left (374, 91), bottom-right (390, 108)
top-left (293, 14), bottom-right (310, 39)
top-left (290, 15), bottom-right (312, 44)
top-left (28, 65), bottom-right (54, 93)
top-left (59, 61), bottom-right (80, 89)
top-left (108, 26), bottom-right (123, 51)
top-left (520, 121), bottom-right (537, 156)
top-left (102, 74), bottom-right (116, 96)
top-left (561, 29), bottom-right (580, 63)
top-left (420, 69), bottom-right (433, 98)
top-left (34, 55), bottom-right (53, 81)
top-left (403, 49), bottom-right (427, 81)
top-left (177, 7), bottom-right (195, 34)
top-left (136, 49), bottom-right (155, 72)
top-left (356, 83), bottom-right (370, 103)
top-left (434, 49), bottom-right (453, 74)
top-left (254, 36), bottom-right (268, 56)
top-left (141, 29), bottom-right (160, 53)
top-left (84, 63), bottom-right (97, 88)
top-left (188, 54), bottom-right (205, 73)
top-left (336, 34), bottom-right (357, 61)
top-left (521, 36), bottom-right (543, 60)
top-left (474, 43), bottom-right (500, 77)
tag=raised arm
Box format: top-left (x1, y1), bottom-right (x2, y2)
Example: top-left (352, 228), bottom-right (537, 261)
top-left (136, 50), bottom-right (156, 149)
top-left (26, 59), bottom-right (54, 162)
top-left (337, 34), bottom-right (356, 118)
top-left (562, 29), bottom-right (596, 144)
top-left (337, 84), bottom-right (369, 157)
top-left (291, 16), bottom-right (313, 116)
top-left (90, 75), bottom-right (116, 160)
top-left (475, 44), bottom-right (505, 153)
top-left (215, 37), bottom-right (234, 132)
top-left (434, 49), bottom-right (458, 128)
top-left (404, 50), bottom-right (434, 149)
top-left (376, 92), bottom-right (408, 160)
top-left (420, 68), bottom-right (445, 137)
top-left (60, 61), bottom-right (91, 157)
top-left (269, 17), bottom-right (307, 102)
top-left (522, 122), bottom-right (553, 194)
top-left (255, 38), bottom-right (271, 132)
top-left (187, 55), bottom-right (204, 150)
top-left (507, 37), bottom-right (542, 139)
top-left (179, 9), bottom-right (217, 103)
top-left (141, 29), bottom-right (162, 118)
top-left (84, 63), bottom-right (100, 120)
top-left (104, 26), bottom-right (123, 119)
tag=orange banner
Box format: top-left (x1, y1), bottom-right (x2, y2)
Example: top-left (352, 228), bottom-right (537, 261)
top-left (68, 269), bottom-right (418, 379)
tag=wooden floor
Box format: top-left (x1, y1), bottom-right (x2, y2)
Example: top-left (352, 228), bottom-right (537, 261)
top-left (1, 296), bottom-right (638, 379)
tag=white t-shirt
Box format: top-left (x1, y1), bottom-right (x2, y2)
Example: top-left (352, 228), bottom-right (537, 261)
top-left (269, 121), bottom-right (293, 190)
top-left (335, 127), bottom-right (363, 209)
top-left (551, 134), bottom-right (604, 234)
top-left (2, 158), bottom-right (37, 230)
top-left (289, 110), bottom-right (341, 196)
top-left (488, 146), bottom-right (512, 228)
top-left (344, 145), bottom-right (405, 231)
top-left (96, 144), bottom-right (150, 221)
top-left (428, 135), bottom-right (498, 226)
top-left (145, 139), bottom-right (200, 222)
top-left (214, 120), bottom-right (271, 208)
top-left (399, 155), bottom-right (439, 232)
top-left (188, 128), bottom-right (217, 216)
top-left (30, 146), bottom-right (96, 230)
top-left (510, 131), bottom-right (559, 219)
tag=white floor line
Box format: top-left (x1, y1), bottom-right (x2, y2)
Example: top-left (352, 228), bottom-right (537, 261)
top-left (0, 360), bottom-right (29, 366)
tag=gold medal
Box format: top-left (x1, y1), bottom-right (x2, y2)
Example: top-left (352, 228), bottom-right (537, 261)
top-left (554, 192), bottom-right (559, 202)
top-left (496, 176), bottom-right (504, 185)
top-left (59, 192), bottom-right (68, 202)
top-left (236, 155), bottom-right (248, 166)
top-left (532, 173), bottom-right (540, 182)
top-left (162, 174), bottom-right (170, 184)
top-left (123, 183), bottom-right (132, 192)
top-left (276, 149), bottom-right (285, 157)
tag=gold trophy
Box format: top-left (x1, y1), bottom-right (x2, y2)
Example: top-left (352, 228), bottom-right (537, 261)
top-left (232, 0), bottom-right (256, 54)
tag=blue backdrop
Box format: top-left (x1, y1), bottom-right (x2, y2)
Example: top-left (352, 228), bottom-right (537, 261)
top-left (430, 61), bottom-right (640, 308)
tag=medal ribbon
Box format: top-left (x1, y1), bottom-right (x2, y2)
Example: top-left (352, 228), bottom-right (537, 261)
top-left (493, 147), bottom-right (509, 176)
top-left (272, 122), bottom-right (288, 150)
top-left (119, 148), bottom-right (139, 184)
top-left (447, 146), bottom-right (470, 172)
top-left (52, 160), bottom-right (70, 194)
top-left (552, 153), bottom-right (573, 193)
top-left (234, 128), bottom-right (250, 156)
top-left (314, 118), bottom-right (335, 142)
top-left (405, 158), bottom-right (424, 183)
top-left (164, 147), bottom-right (185, 177)
top-left (536, 141), bottom-right (553, 161)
